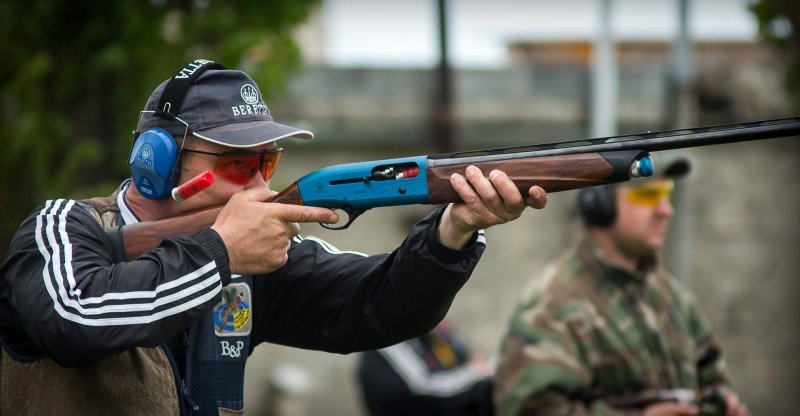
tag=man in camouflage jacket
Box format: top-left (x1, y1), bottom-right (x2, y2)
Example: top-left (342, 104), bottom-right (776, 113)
top-left (493, 157), bottom-right (748, 416)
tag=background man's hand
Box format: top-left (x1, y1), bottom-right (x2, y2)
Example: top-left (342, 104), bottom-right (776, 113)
top-left (211, 187), bottom-right (338, 275)
top-left (643, 402), bottom-right (698, 416)
top-left (438, 165), bottom-right (548, 249)
top-left (723, 391), bottom-right (748, 416)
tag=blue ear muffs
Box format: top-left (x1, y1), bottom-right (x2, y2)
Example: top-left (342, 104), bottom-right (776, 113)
top-left (129, 127), bottom-right (180, 199)
top-left (129, 59), bottom-right (226, 200)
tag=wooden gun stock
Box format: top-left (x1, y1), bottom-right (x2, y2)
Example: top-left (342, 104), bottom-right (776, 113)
top-left (426, 152), bottom-right (619, 204)
top-left (119, 184), bottom-right (305, 261)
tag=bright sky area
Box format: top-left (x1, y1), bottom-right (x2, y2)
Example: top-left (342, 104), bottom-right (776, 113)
top-left (321, 0), bottom-right (759, 68)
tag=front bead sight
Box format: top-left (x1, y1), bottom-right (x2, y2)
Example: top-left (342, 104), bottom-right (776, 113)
top-left (630, 155), bottom-right (654, 178)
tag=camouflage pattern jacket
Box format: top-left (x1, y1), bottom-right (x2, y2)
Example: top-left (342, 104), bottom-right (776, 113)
top-left (494, 236), bottom-right (728, 415)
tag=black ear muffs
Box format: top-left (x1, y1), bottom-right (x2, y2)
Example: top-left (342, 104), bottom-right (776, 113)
top-left (129, 59), bottom-right (225, 199)
top-left (578, 185), bottom-right (616, 227)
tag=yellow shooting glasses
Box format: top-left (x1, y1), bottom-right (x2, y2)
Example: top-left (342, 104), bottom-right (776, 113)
top-left (625, 179), bottom-right (674, 207)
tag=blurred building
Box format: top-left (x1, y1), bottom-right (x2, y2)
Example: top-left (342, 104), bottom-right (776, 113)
top-left (272, 40), bottom-right (790, 147)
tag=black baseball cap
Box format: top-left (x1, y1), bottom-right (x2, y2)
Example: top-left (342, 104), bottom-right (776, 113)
top-left (137, 64), bottom-right (312, 148)
top-left (649, 151), bottom-right (691, 179)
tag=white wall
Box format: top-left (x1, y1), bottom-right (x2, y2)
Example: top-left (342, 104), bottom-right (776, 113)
top-left (318, 0), bottom-right (758, 68)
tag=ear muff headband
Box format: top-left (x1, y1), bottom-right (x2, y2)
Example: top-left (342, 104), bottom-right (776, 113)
top-left (155, 59), bottom-right (225, 119)
top-left (129, 59), bottom-right (225, 199)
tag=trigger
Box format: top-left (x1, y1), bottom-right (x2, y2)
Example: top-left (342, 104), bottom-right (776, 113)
top-left (320, 207), bottom-right (369, 230)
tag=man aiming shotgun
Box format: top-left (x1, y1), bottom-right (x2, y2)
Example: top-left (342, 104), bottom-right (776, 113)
top-left (0, 59), bottom-right (547, 415)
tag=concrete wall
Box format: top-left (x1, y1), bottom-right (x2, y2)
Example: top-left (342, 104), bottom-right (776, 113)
top-left (243, 137), bottom-right (799, 416)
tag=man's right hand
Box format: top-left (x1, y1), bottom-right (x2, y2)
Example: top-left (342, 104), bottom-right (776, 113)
top-left (211, 187), bottom-right (339, 275)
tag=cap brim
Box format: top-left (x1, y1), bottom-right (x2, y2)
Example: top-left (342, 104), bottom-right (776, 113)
top-left (661, 158), bottom-right (691, 178)
top-left (192, 120), bottom-right (313, 148)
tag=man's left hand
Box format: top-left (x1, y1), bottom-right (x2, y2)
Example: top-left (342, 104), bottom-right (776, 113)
top-left (438, 165), bottom-right (547, 249)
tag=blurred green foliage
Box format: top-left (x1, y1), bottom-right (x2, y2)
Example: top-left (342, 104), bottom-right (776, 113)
top-left (749, 0), bottom-right (800, 111)
top-left (0, 0), bottom-right (319, 254)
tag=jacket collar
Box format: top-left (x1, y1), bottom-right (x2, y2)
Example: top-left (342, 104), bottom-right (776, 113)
top-left (576, 233), bottom-right (658, 283)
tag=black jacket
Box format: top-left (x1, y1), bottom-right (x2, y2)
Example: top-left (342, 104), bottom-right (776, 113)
top-left (0, 181), bottom-right (485, 414)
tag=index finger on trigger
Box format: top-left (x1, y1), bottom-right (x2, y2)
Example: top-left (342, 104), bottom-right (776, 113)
top-left (275, 205), bottom-right (339, 224)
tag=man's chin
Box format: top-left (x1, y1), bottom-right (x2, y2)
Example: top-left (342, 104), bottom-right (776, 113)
top-left (645, 236), bottom-right (665, 252)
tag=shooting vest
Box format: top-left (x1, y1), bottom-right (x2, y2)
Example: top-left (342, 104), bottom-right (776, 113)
top-left (3, 182), bottom-right (256, 415)
top-left (0, 193), bottom-right (181, 415)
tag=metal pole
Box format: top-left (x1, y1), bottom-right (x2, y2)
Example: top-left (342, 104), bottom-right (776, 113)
top-left (590, 0), bottom-right (618, 137)
top-left (433, 0), bottom-right (456, 153)
top-left (672, 0), bottom-right (696, 129)
top-left (666, 0), bottom-right (696, 283)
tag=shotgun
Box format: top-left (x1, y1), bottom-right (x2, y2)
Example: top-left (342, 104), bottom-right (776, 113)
top-left (114, 117), bottom-right (800, 261)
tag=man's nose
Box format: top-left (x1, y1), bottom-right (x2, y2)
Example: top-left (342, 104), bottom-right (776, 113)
top-left (243, 171), bottom-right (268, 189)
top-left (655, 197), bottom-right (674, 217)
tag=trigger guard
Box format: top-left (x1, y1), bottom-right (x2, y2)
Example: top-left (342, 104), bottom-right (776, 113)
top-left (320, 207), bottom-right (368, 230)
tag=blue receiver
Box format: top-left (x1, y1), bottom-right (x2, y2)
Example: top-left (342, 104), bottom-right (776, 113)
top-left (129, 127), bottom-right (180, 199)
top-left (295, 155), bottom-right (430, 208)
